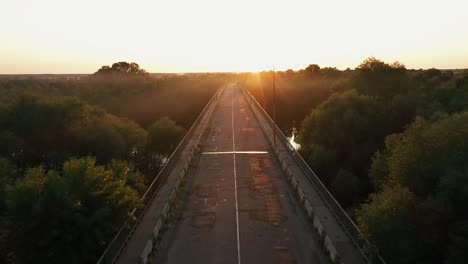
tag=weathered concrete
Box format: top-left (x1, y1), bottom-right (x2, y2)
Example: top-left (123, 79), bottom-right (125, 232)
top-left (244, 87), bottom-right (367, 263)
top-left (115, 86), bottom-right (221, 264)
top-left (154, 85), bottom-right (328, 264)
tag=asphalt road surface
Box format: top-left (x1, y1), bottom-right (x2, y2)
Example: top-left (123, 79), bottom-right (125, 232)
top-left (154, 84), bottom-right (327, 264)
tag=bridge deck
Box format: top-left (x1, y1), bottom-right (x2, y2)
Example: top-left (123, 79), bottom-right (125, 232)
top-left (154, 85), bottom-right (327, 264)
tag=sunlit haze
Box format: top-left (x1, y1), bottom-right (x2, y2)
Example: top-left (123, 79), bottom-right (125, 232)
top-left (1, 0), bottom-right (468, 73)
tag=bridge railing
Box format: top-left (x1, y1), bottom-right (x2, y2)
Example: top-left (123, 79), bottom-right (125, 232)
top-left (243, 88), bottom-right (386, 264)
top-left (96, 87), bottom-right (222, 264)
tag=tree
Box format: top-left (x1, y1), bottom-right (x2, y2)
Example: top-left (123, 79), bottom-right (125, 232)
top-left (108, 159), bottom-right (146, 195)
top-left (331, 169), bottom-right (359, 207)
top-left (387, 113), bottom-right (468, 197)
top-left (0, 159), bottom-right (15, 211)
top-left (147, 117), bottom-right (185, 155)
top-left (0, 159), bottom-right (15, 262)
top-left (358, 111), bottom-right (468, 263)
top-left (350, 57), bottom-right (409, 98)
top-left (368, 134), bottom-right (401, 191)
top-left (74, 120), bottom-right (127, 163)
top-left (94, 62), bottom-right (148, 76)
top-left (298, 90), bottom-right (385, 203)
top-left (6, 157), bottom-right (141, 264)
top-left (305, 64), bottom-right (321, 74)
top-left (0, 70), bottom-right (228, 263)
top-left (321, 67), bottom-right (340, 77)
top-left (446, 223), bottom-right (468, 264)
top-left (1, 95), bottom-right (91, 168)
top-left (1, 95), bottom-right (147, 168)
top-left (423, 72), bottom-right (468, 116)
top-left (357, 184), bottom-right (420, 263)
top-left (0, 130), bottom-right (23, 159)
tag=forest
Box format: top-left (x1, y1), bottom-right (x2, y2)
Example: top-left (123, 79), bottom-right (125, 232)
top-left (0, 62), bottom-right (231, 263)
top-left (1, 59), bottom-right (467, 263)
top-left (241, 58), bottom-right (468, 263)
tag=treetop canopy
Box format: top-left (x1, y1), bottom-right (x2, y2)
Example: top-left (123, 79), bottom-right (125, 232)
top-left (94, 62), bottom-right (148, 76)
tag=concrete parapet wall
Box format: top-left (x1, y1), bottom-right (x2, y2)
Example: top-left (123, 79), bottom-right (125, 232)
top-left (242, 88), bottom-right (367, 264)
top-left (119, 88), bottom-right (223, 264)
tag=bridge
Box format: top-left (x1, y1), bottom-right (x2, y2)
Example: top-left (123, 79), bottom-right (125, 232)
top-left (98, 84), bottom-right (385, 264)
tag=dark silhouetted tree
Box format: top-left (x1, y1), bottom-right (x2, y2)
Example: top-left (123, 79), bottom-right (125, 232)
top-left (147, 117), bottom-right (185, 155)
top-left (358, 111), bottom-right (468, 263)
top-left (95, 62), bottom-right (148, 76)
top-left (6, 157), bottom-right (141, 264)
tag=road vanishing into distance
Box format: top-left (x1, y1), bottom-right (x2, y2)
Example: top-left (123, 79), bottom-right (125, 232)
top-left (154, 85), bottom-right (327, 264)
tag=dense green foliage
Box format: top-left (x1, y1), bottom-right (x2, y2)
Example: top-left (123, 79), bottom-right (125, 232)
top-left (299, 90), bottom-right (386, 206)
top-left (0, 95), bottom-right (150, 263)
top-left (0, 63), bottom-right (228, 263)
top-left (0, 69), bottom-right (230, 129)
top-left (0, 95), bottom-right (146, 169)
top-left (358, 112), bottom-right (468, 263)
top-left (95, 62), bottom-right (148, 76)
top-left (6, 157), bottom-right (141, 263)
top-left (1, 58), bottom-right (466, 262)
top-left (244, 58), bottom-right (468, 262)
top-left (147, 117), bottom-right (185, 155)
top-left (297, 58), bottom-right (468, 208)
top-left (239, 65), bottom-right (343, 133)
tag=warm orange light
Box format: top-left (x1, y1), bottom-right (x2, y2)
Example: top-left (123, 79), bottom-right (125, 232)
top-left (1, 0), bottom-right (467, 73)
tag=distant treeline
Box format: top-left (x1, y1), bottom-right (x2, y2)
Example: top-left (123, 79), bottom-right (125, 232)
top-left (0, 64), bottom-right (232, 129)
top-left (241, 58), bottom-right (468, 263)
top-left (0, 62), bottom-right (230, 263)
top-left (238, 64), bottom-right (343, 133)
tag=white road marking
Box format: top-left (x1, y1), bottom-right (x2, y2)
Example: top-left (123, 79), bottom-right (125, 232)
top-left (202, 151), bottom-right (268, 155)
top-left (232, 86), bottom-right (241, 264)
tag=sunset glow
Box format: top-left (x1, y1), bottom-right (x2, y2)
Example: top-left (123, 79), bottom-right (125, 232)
top-left (1, 0), bottom-right (468, 73)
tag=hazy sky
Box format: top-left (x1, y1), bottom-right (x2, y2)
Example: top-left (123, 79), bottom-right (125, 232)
top-left (1, 0), bottom-right (467, 73)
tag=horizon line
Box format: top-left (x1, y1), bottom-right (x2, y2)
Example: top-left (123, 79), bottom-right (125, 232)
top-left (1, 67), bottom-right (467, 75)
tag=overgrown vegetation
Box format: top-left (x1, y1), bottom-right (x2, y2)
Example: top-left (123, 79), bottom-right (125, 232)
top-left (2, 58), bottom-right (466, 263)
top-left (0, 62), bottom-right (228, 263)
top-left (242, 58), bottom-right (468, 263)
top-left (0, 62), bottom-right (231, 128)
top-left (238, 64), bottom-right (342, 133)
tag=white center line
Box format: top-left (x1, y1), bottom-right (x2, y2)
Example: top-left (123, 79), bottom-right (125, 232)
top-left (232, 86), bottom-right (241, 264)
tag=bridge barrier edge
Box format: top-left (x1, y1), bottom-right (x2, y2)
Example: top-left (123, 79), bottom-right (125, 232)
top-left (142, 86), bottom-right (222, 261)
top-left (304, 200), bottom-right (313, 217)
top-left (297, 187), bottom-right (305, 202)
top-left (152, 219), bottom-right (163, 240)
top-left (139, 240), bottom-right (152, 264)
top-left (143, 86), bottom-right (223, 261)
top-left (97, 87), bottom-right (223, 264)
top-left (241, 87), bottom-right (382, 264)
top-left (325, 235), bottom-right (340, 262)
